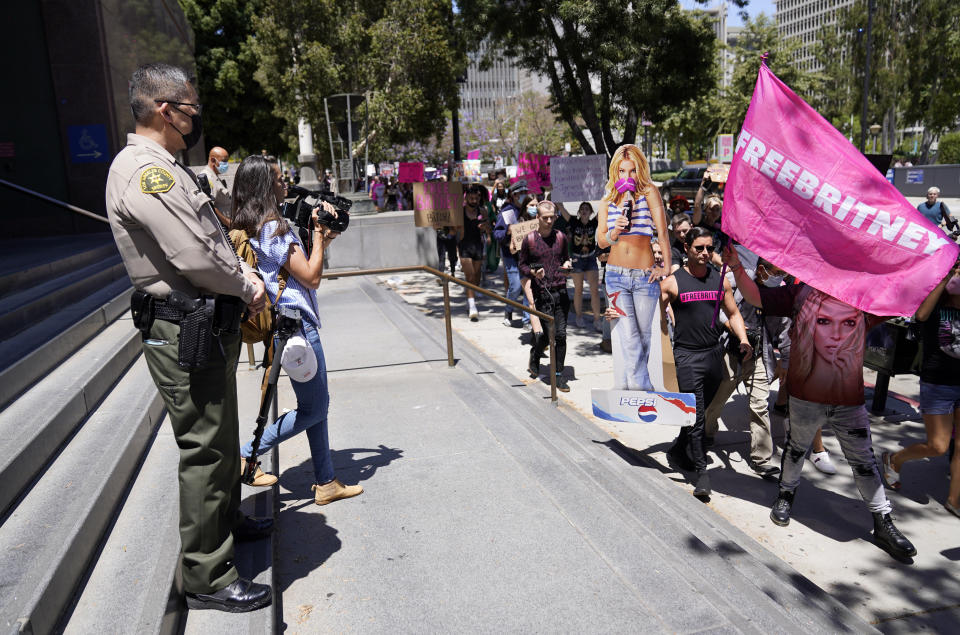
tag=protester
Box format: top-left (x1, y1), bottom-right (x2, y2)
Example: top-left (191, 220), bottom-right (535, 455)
top-left (518, 201), bottom-right (572, 391)
top-left (882, 259), bottom-right (960, 519)
top-left (561, 202), bottom-right (603, 331)
top-left (704, 255), bottom-right (787, 478)
top-left (493, 180), bottom-right (533, 329)
top-left (597, 144), bottom-right (672, 390)
top-left (436, 224), bottom-right (459, 280)
top-left (723, 245), bottom-right (917, 560)
top-left (459, 184), bottom-right (490, 321)
top-left (105, 63), bottom-right (270, 612)
top-left (669, 213), bottom-right (692, 273)
top-left (917, 186), bottom-right (958, 233)
top-left (669, 194), bottom-right (690, 215)
top-left (492, 179), bottom-right (509, 211)
top-left (480, 184), bottom-right (500, 273)
top-left (660, 228), bottom-right (752, 497)
top-left (231, 155), bottom-right (363, 509)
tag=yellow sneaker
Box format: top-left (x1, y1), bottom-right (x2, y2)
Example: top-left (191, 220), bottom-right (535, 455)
top-left (240, 458), bottom-right (278, 487)
top-left (311, 478), bottom-right (363, 505)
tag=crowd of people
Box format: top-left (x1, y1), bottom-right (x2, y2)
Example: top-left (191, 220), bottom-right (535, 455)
top-left (106, 63), bottom-right (957, 617)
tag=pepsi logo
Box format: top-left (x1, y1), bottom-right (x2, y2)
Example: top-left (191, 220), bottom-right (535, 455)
top-left (637, 404), bottom-right (658, 423)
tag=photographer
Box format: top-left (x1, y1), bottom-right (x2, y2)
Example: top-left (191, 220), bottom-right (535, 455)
top-left (231, 155), bottom-right (363, 507)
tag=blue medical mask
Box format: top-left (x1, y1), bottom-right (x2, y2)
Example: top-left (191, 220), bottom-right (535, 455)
top-left (527, 205), bottom-right (538, 217)
top-left (217, 161), bottom-right (229, 174)
top-left (762, 274), bottom-right (784, 288)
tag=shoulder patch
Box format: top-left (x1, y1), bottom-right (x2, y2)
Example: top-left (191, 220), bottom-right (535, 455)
top-left (140, 167), bottom-right (175, 194)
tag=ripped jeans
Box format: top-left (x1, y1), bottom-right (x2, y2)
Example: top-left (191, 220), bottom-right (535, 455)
top-left (780, 397), bottom-right (891, 515)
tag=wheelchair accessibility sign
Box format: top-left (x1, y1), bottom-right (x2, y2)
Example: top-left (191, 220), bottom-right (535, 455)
top-left (68, 125), bottom-right (109, 163)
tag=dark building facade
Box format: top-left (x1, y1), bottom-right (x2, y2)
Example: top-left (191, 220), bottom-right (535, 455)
top-left (1, 0), bottom-right (200, 238)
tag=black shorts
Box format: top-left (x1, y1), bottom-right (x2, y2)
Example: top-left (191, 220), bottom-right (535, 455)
top-left (459, 240), bottom-right (483, 260)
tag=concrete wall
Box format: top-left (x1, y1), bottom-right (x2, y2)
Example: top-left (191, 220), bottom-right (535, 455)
top-left (892, 165), bottom-right (960, 197)
top-left (324, 210), bottom-right (439, 270)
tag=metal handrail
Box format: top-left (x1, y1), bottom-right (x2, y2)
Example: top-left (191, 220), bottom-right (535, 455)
top-left (0, 178), bottom-right (110, 224)
top-left (322, 265), bottom-right (558, 404)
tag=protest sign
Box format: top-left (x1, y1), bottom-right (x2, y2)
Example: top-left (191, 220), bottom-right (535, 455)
top-left (724, 64), bottom-right (958, 317)
top-left (510, 175), bottom-right (541, 195)
top-left (705, 163), bottom-right (730, 184)
top-left (413, 181), bottom-right (463, 227)
top-left (508, 219), bottom-right (541, 254)
top-left (398, 162), bottom-right (425, 183)
top-left (549, 155), bottom-right (607, 203)
top-left (379, 162), bottom-right (395, 178)
top-left (462, 159), bottom-right (482, 182)
top-left (518, 152), bottom-right (552, 190)
top-left (467, 150), bottom-right (480, 160)
top-left (717, 134), bottom-right (734, 162)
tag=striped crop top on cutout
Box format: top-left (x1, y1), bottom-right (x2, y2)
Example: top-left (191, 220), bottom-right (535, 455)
top-left (606, 195), bottom-right (653, 238)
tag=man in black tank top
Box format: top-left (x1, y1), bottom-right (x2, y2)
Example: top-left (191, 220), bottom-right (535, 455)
top-left (659, 227), bottom-right (753, 498)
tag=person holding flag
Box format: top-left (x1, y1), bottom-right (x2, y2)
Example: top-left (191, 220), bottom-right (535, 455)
top-left (715, 59), bottom-right (960, 559)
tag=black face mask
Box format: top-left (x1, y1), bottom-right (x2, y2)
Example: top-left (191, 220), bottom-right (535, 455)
top-left (169, 105), bottom-right (203, 151)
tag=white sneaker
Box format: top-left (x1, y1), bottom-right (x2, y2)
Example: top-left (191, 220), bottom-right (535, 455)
top-left (502, 317), bottom-right (513, 327)
top-left (522, 322), bottom-right (532, 332)
top-left (575, 314), bottom-right (585, 328)
top-left (810, 451), bottom-right (837, 475)
top-left (469, 309), bottom-right (479, 322)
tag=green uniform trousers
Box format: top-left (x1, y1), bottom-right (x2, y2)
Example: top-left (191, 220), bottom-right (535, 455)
top-left (141, 318), bottom-right (241, 594)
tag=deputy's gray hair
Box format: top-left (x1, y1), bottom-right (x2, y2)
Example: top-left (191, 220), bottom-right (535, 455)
top-left (129, 63), bottom-right (193, 124)
top-left (928, 186), bottom-right (941, 195)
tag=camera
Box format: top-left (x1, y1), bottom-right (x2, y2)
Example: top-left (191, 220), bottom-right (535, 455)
top-left (197, 173), bottom-right (212, 198)
top-left (281, 184), bottom-right (352, 233)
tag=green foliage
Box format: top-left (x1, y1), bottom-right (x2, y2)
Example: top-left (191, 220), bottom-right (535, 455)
top-left (460, 0), bottom-right (720, 156)
top-left (178, 0), bottom-right (286, 155)
top-left (249, 0), bottom-right (466, 163)
top-left (936, 131), bottom-right (960, 165)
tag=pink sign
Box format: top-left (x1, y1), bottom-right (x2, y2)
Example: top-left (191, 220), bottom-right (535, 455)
top-left (724, 64), bottom-right (958, 317)
top-left (518, 152), bottom-right (552, 189)
top-left (510, 175), bottom-right (541, 195)
top-left (466, 150), bottom-right (480, 160)
top-left (398, 162), bottom-right (425, 183)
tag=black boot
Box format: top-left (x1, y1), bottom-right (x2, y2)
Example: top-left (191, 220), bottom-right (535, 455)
top-left (693, 470), bottom-right (711, 498)
top-left (667, 428), bottom-right (695, 472)
top-left (873, 512), bottom-right (917, 559)
top-left (528, 332), bottom-right (545, 378)
top-left (770, 489), bottom-right (795, 526)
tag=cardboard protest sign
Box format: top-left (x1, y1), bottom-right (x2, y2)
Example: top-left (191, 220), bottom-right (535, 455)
top-left (550, 155), bottom-right (607, 203)
top-left (413, 181), bottom-right (463, 227)
top-left (508, 219), bottom-right (540, 254)
top-left (705, 162), bottom-right (730, 184)
top-left (398, 162), bottom-right (425, 183)
top-left (725, 64), bottom-right (958, 316)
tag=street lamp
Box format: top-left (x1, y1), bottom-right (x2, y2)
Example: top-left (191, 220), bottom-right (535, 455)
top-left (869, 123), bottom-right (881, 153)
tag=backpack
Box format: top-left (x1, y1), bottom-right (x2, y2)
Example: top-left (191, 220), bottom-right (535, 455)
top-left (229, 228), bottom-right (289, 348)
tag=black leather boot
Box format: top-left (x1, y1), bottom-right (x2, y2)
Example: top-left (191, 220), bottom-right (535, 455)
top-left (693, 470), bottom-right (711, 498)
top-left (873, 512), bottom-right (917, 558)
top-left (185, 577), bottom-right (272, 612)
top-left (770, 489), bottom-right (795, 526)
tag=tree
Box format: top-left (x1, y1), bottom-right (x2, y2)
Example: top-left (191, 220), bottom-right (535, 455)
top-left (249, 0), bottom-right (466, 164)
top-left (936, 131), bottom-right (960, 165)
top-left (460, 0), bottom-right (730, 157)
top-left (178, 0), bottom-right (286, 154)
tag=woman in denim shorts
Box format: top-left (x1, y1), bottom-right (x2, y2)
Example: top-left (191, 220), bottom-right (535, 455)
top-left (596, 144), bottom-right (672, 390)
top-left (882, 263), bottom-right (960, 518)
top-left (562, 201), bottom-right (603, 331)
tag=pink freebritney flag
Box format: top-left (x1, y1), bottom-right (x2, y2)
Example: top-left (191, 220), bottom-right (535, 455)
top-left (724, 64), bottom-right (958, 316)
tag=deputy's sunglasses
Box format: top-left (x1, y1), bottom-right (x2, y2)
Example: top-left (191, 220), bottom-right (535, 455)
top-left (692, 244), bottom-right (715, 253)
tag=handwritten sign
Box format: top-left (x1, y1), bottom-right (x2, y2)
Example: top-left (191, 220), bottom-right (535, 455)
top-left (518, 152), bottom-right (552, 190)
top-left (705, 162), bottom-right (730, 184)
top-left (550, 155), bottom-right (607, 203)
top-left (379, 162), bottom-right (395, 178)
top-left (399, 162), bottom-right (425, 183)
top-left (508, 219), bottom-right (540, 254)
top-left (413, 181), bottom-right (463, 227)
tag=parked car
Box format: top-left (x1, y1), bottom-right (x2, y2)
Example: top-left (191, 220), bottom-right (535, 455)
top-left (659, 165), bottom-right (707, 202)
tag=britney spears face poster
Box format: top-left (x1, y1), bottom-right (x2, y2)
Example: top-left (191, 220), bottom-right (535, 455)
top-left (788, 290), bottom-right (868, 406)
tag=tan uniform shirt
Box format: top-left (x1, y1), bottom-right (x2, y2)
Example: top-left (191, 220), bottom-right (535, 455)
top-left (200, 164), bottom-right (232, 218)
top-left (106, 133), bottom-right (256, 303)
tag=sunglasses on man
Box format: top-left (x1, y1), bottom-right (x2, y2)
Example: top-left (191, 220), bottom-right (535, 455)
top-left (692, 244), bottom-right (715, 253)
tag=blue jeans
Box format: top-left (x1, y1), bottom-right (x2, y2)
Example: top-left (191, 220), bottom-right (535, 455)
top-left (502, 255), bottom-right (529, 324)
top-left (606, 265), bottom-right (660, 390)
top-left (240, 322), bottom-right (335, 485)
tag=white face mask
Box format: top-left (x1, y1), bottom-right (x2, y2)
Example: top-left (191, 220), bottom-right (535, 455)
top-left (762, 275), bottom-right (784, 288)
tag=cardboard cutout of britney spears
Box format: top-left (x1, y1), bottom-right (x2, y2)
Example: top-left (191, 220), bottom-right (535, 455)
top-left (597, 144), bottom-right (672, 390)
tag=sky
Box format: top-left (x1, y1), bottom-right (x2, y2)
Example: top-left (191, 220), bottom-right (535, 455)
top-left (680, 0), bottom-right (778, 28)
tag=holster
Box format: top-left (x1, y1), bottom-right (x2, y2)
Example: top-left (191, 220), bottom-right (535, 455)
top-left (177, 298), bottom-right (215, 370)
top-left (130, 289), bottom-right (155, 334)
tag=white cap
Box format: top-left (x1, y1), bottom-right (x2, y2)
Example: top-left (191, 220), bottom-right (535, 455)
top-left (280, 335), bottom-right (317, 383)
